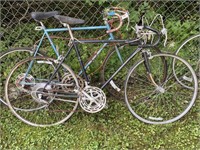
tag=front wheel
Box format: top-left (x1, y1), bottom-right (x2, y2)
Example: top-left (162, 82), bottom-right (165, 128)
top-left (125, 53), bottom-right (198, 124)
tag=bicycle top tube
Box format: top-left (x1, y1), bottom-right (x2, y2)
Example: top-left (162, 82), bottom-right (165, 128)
top-left (44, 26), bottom-right (108, 32)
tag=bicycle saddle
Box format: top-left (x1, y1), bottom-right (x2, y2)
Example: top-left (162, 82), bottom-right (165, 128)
top-left (31, 11), bottom-right (59, 21)
top-left (54, 15), bottom-right (85, 25)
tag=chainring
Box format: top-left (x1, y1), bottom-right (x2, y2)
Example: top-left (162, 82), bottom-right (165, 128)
top-left (61, 73), bottom-right (85, 92)
top-left (79, 86), bottom-right (106, 113)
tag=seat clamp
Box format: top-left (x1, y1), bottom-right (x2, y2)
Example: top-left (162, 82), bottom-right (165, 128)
top-left (35, 26), bottom-right (44, 31)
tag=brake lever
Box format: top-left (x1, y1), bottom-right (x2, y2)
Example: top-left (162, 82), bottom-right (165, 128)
top-left (140, 26), bottom-right (161, 47)
top-left (161, 27), bottom-right (167, 47)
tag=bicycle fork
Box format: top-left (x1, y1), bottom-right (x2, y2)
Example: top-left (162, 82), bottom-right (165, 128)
top-left (142, 50), bottom-right (165, 93)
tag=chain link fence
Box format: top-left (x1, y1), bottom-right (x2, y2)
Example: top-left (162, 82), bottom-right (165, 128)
top-left (0, 0), bottom-right (199, 50)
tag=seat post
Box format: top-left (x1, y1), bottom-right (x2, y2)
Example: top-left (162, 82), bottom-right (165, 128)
top-left (63, 23), bottom-right (74, 40)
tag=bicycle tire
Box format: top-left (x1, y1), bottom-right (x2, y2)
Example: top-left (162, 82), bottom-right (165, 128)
top-left (0, 47), bottom-right (43, 106)
top-left (5, 56), bottom-right (79, 127)
top-left (174, 34), bottom-right (200, 89)
top-left (125, 53), bottom-right (198, 124)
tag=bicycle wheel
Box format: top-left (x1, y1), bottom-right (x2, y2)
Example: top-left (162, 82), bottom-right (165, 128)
top-left (0, 47), bottom-right (43, 106)
top-left (101, 45), bottom-right (165, 100)
top-left (175, 34), bottom-right (200, 89)
top-left (125, 53), bottom-right (198, 124)
top-left (5, 56), bottom-right (79, 127)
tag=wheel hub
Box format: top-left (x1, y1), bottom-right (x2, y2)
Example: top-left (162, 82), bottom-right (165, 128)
top-left (15, 73), bottom-right (35, 92)
top-left (156, 86), bottom-right (165, 93)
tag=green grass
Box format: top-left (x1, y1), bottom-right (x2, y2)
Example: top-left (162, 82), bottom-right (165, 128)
top-left (0, 98), bottom-right (199, 150)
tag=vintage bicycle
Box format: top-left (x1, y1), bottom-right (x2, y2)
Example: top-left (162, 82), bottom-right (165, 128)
top-left (2, 8), bottom-right (198, 126)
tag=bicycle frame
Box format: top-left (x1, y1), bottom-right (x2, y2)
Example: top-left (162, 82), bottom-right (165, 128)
top-left (32, 22), bottom-right (124, 76)
top-left (44, 38), bottom-right (143, 90)
top-left (40, 25), bottom-right (160, 90)
top-left (25, 17), bottom-right (159, 91)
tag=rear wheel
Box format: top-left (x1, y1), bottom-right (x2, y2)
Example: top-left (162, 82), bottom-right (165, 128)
top-left (5, 56), bottom-right (79, 127)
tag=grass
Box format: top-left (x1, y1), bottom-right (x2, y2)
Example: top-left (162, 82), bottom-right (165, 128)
top-left (0, 97), bottom-right (199, 150)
